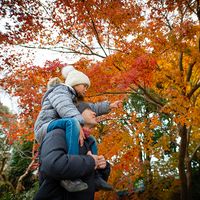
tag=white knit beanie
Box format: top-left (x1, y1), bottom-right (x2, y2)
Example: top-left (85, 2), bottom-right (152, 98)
top-left (61, 66), bottom-right (90, 87)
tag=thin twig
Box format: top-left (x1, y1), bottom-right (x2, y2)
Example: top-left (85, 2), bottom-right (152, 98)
top-left (189, 143), bottom-right (200, 162)
top-left (18, 45), bottom-right (106, 58)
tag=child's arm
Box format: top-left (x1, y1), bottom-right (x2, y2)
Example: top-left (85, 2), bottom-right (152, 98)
top-left (88, 101), bottom-right (109, 116)
top-left (88, 100), bottom-right (122, 116)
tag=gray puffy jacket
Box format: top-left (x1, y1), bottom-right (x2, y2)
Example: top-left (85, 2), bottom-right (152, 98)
top-left (34, 84), bottom-right (110, 143)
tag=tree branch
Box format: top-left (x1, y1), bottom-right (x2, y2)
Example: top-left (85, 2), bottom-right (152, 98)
top-left (87, 91), bottom-right (132, 97)
top-left (136, 85), bottom-right (164, 108)
top-left (154, 3), bottom-right (173, 31)
top-left (186, 61), bottom-right (196, 82)
top-left (187, 80), bottom-right (200, 98)
top-left (179, 52), bottom-right (183, 72)
top-left (16, 141), bottom-right (37, 193)
top-left (38, 0), bottom-right (106, 59)
top-left (185, 0), bottom-right (197, 14)
top-left (85, 7), bottom-right (108, 57)
top-left (0, 175), bottom-right (15, 192)
top-left (63, 28), bottom-right (106, 58)
top-left (16, 158), bottom-right (35, 193)
top-left (19, 44), bottom-right (106, 58)
top-left (189, 142), bottom-right (200, 163)
top-left (0, 157), bottom-right (7, 175)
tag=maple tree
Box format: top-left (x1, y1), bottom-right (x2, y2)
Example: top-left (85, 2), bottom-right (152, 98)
top-left (0, 0), bottom-right (200, 200)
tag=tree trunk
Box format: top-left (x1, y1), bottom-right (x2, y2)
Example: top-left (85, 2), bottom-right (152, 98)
top-left (178, 124), bottom-right (188, 200)
top-left (186, 126), bottom-right (192, 200)
top-left (186, 160), bottom-right (192, 200)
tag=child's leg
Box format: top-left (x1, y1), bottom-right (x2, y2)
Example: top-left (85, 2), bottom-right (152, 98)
top-left (47, 118), bottom-right (88, 192)
top-left (47, 118), bottom-right (80, 154)
top-left (87, 135), bottom-right (98, 155)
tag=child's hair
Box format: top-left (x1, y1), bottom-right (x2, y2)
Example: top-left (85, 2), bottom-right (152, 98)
top-left (47, 77), bottom-right (62, 89)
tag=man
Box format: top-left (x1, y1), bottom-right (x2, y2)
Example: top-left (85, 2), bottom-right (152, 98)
top-left (34, 102), bottom-right (112, 200)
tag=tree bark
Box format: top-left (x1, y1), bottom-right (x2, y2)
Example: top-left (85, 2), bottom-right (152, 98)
top-left (178, 124), bottom-right (188, 200)
top-left (186, 126), bottom-right (192, 200)
top-left (186, 159), bottom-right (192, 200)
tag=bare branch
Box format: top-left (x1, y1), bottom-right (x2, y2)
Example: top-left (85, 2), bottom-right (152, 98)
top-left (0, 157), bottom-right (7, 175)
top-left (187, 80), bottom-right (200, 98)
top-left (0, 175), bottom-right (15, 192)
top-left (85, 7), bottom-right (108, 57)
top-left (87, 91), bottom-right (132, 97)
top-left (90, 18), bottom-right (108, 57)
top-left (186, 0), bottom-right (200, 22)
top-left (186, 61), bottom-right (196, 82)
top-left (19, 45), bottom-right (106, 58)
top-left (189, 142), bottom-right (200, 163)
top-left (163, 12), bottom-right (173, 31)
top-left (153, 3), bottom-right (173, 31)
top-left (16, 158), bottom-right (35, 193)
top-left (179, 52), bottom-right (183, 72)
top-left (64, 28), bottom-right (106, 58)
top-left (38, 0), bottom-right (106, 58)
top-left (136, 85), bottom-right (164, 108)
top-left (15, 141), bottom-right (37, 193)
top-left (185, 0), bottom-right (198, 15)
top-left (113, 62), bottom-right (123, 71)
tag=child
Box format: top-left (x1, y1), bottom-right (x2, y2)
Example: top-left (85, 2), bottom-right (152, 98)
top-left (34, 66), bottom-right (120, 192)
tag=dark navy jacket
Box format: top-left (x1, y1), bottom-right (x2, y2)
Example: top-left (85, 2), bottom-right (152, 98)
top-left (34, 129), bottom-right (110, 200)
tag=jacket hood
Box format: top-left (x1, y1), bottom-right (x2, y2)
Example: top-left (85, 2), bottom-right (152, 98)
top-left (41, 85), bottom-right (76, 105)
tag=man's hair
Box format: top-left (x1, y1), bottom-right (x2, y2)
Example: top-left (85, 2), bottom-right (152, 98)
top-left (76, 102), bottom-right (91, 113)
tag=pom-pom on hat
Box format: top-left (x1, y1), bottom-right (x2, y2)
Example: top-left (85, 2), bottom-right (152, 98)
top-left (61, 66), bottom-right (90, 87)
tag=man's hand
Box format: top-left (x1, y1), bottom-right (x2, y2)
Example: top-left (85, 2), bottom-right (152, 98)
top-left (109, 100), bottom-right (122, 109)
top-left (79, 126), bottom-right (86, 147)
top-left (97, 155), bottom-right (106, 169)
top-left (87, 151), bottom-right (98, 169)
top-left (87, 152), bottom-right (107, 169)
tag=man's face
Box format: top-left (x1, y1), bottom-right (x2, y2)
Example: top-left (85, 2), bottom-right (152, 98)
top-left (82, 108), bottom-right (97, 127)
top-left (73, 84), bottom-right (88, 97)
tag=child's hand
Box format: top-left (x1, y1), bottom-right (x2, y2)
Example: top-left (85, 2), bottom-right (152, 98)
top-left (109, 100), bottom-right (122, 109)
top-left (79, 126), bottom-right (86, 147)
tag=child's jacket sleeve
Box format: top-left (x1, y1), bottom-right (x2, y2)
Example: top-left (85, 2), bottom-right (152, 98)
top-left (88, 101), bottom-right (110, 116)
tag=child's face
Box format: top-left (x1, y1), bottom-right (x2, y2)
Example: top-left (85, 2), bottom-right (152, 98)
top-left (74, 84), bottom-right (88, 97)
